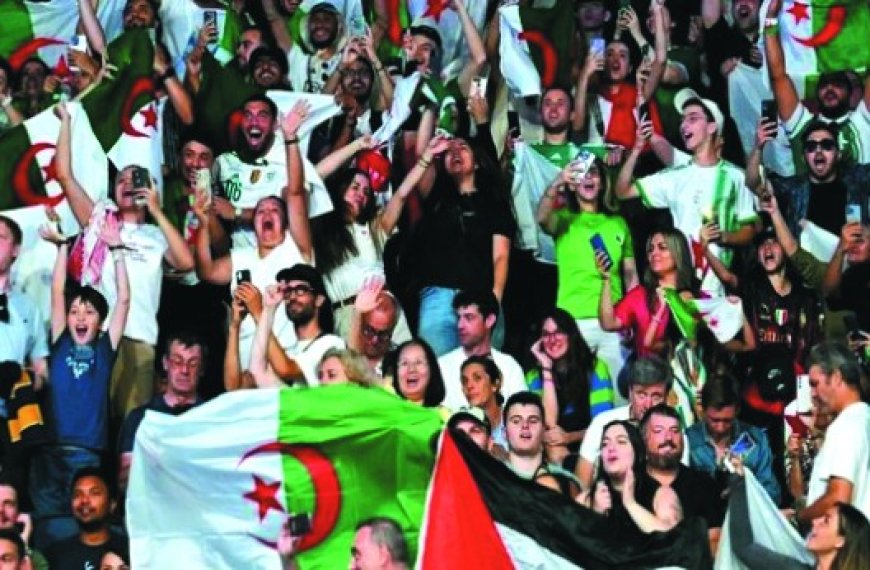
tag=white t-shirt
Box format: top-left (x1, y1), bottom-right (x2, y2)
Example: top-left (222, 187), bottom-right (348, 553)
top-left (323, 222), bottom-right (388, 304)
top-left (438, 348), bottom-right (527, 412)
top-left (98, 222), bottom-right (168, 345)
top-left (634, 159), bottom-right (759, 295)
top-left (286, 333), bottom-right (346, 386)
top-left (579, 405), bottom-right (690, 466)
top-left (807, 401), bottom-right (870, 520)
top-left (217, 136), bottom-right (333, 249)
top-left (287, 44), bottom-right (341, 94)
top-left (230, 235), bottom-right (305, 367)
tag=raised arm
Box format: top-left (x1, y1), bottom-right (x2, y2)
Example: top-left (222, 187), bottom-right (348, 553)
top-left (598, 263), bottom-right (624, 331)
top-left (193, 195), bottom-right (233, 284)
top-left (100, 221), bottom-right (130, 349)
top-left (745, 119), bottom-right (778, 194)
top-left (454, 0), bottom-right (487, 96)
top-left (77, 0), bottom-right (107, 54)
top-left (640, 3), bottom-right (668, 103)
top-left (822, 222), bottom-right (863, 296)
top-left (315, 134), bottom-right (372, 179)
top-left (249, 285), bottom-right (285, 388)
top-left (537, 168), bottom-right (571, 235)
top-left (43, 228), bottom-right (70, 343)
top-left (261, 0), bottom-right (294, 52)
top-left (281, 100), bottom-right (312, 263)
top-left (141, 181), bottom-right (195, 271)
top-left (573, 52), bottom-right (604, 132)
top-left (763, 0), bottom-right (800, 122)
top-left (699, 223), bottom-right (740, 290)
top-left (55, 102), bottom-right (95, 227)
top-left (614, 130), bottom-right (645, 200)
top-left (224, 297), bottom-right (247, 391)
top-left (348, 276), bottom-right (383, 353)
top-left (379, 136), bottom-right (448, 232)
top-left (361, 31), bottom-right (394, 110)
top-left (760, 192), bottom-right (798, 257)
top-left (154, 44), bottom-right (193, 125)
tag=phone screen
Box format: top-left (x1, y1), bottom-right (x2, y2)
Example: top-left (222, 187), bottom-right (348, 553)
top-left (730, 432), bottom-right (756, 457)
top-left (236, 269), bottom-right (251, 285)
top-left (590, 234), bottom-right (613, 271)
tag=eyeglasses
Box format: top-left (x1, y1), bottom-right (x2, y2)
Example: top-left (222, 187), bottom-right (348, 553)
top-left (362, 324), bottom-right (391, 342)
top-left (541, 330), bottom-right (566, 340)
top-left (804, 139), bottom-right (836, 152)
top-left (282, 284), bottom-right (315, 297)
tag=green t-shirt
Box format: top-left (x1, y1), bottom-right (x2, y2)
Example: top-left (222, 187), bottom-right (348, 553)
top-left (553, 210), bottom-right (634, 319)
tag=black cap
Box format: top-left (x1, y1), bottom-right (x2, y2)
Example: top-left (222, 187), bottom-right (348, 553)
top-left (248, 46), bottom-right (289, 78)
top-left (818, 70), bottom-right (851, 90)
top-left (310, 1), bottom-right (340, 15)
top-left (447, 406), bottom-right (491, 435)
top-left (276, 264), bottom-right (327, 296)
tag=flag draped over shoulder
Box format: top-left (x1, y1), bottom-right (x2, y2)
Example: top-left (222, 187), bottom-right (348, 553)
top-left (419, 431), bottom-right (712, 569)
top-left (663, 289), bottom-right (744, 343)
top-left (128, 385), bottom-right (442, 569)
top-left (0, 0), bottom-right (78, 70)
top-left (499, 0), bottom-right (575, 98)
top-left (762, 0), bottom-right (870, 95)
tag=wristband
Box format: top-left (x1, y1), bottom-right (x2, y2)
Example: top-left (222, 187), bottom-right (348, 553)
top-left (763, 17), bottom-right (778, 27)
top-left (234, 206), bottom-right (242, 220)
top-left (284, 136), bottom-right (299, 145)
top-left (418, 158), bottom-right (431, 169)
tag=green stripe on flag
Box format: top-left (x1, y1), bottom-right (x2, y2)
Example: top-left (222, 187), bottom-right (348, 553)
top-left (812, 0), bottom-right (870, 74)
top-left (0, 1), bottom-right (35, 58)
top-left (663, 288), bottom-right (700, 341)
top-left (277, 385), bottom-right (442, 568)
top-left (0, 124), bottom-right (45, 211)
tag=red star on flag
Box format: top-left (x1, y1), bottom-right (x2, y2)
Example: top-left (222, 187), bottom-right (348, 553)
top-left (41, 156), bottom-right (59, 184)
top-left (423, 0), bottom-right (452, 22)
top-left (140, 104), bottom-right (159, 129)
top-left (243, 475), bottom-right (284, 522)
top-left (786, 2), bottom-right (810, 25)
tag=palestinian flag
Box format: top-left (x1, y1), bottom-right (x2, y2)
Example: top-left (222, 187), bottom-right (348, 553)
top-left (0, 0), bottom-right (78, 70)
top-left (762, 0), bottom-right (870, 95)
top-left (127, 385), bottom-right (442, 569)
top-left (419, 430), bottom-right (712, 569)
top-left (663, 289), bottom-right (744, 343)
top-left (498, 0), bottom-right (575, 98)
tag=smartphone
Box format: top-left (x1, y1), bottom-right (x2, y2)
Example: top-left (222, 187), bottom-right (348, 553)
top-left (729, 432), bottom-right (756, 457)
top-left (348, 16), bottom-right (368, 39)
top-left (235, 269), bottom-right (251, 285)
top-left (637, 101), bottom-right (650, 121)
top-left (287, 513), bottom-right (311, 535)
top-left (796, 374), bottom-right (812, 414)
top-left (845, 203), bottom-right (862, 224)
top-left (570, 149), bottom-right (595, 177)
top-left (132, 166), bottom-right (150, 189)
top-left (590, 233), bottom-right (613, 271)
top-left (471, 76), bottom-right (488, 99)
top-left (784, 414), bottom-right (809, 438)
top-left (507, 110), bottom-right (520, 134)
top-left (195, 168), bottom-right (211, 194)
top-left (590, 38), bottom-right (605, 57)
top-left (761, 99), bottom-right (777, 126)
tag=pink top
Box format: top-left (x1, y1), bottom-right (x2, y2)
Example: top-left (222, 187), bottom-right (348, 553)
top-left (613, 286), bottom-right (670, 357)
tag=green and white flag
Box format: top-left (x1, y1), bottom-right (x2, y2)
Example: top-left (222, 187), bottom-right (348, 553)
top-left (158, 0), bottom-right (244, 76)
top-left (761, 0), bottom-right (870, 96)
top-left (511, 141), bottom-right (560, 261)
top-left (664, 289), bottom-right (744, 343)
top-left (0, 0), bottom-right (78, 69)
top-left (128, 385), bottom-right (442, 569)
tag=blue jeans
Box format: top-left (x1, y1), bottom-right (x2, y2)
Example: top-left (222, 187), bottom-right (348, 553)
top-left (29, 445), bottom-right (101, 550)
top-left (417, 286), bottom-right (505, 357)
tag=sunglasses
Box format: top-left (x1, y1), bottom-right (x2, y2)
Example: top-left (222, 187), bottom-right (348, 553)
top-left (804, 139), bottom-right (836, 152)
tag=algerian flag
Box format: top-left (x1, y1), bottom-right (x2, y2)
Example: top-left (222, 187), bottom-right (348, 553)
top-left (498, 0), bottom-right (575, 98)
top-left (0, 103), bottom-right (109, 324)
top-left (0, 0), bottom-right (78, 69)
top-left (511, 141), bottom-right (561, 261)
top-left (406, 0), bottom-right (487, 74)
top-left (799, 220), bottom-right (839, 261)
top-left (760, 0), bottom-right (870, 96)
top-left (128, 385), bottom-right (442, 569)
top-left (664, 289), bottom-right (744, 343)
top-left (159, 0), bottom-right (244, 77)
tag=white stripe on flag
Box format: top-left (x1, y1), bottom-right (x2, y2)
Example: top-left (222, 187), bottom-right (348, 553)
top-left (498, 6), bottom-right (542, 98)
top-left (511, 141), bottom-right (560, 260)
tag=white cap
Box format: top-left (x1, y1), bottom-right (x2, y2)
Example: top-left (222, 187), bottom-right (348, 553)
top-left (674, 88), bottom-right (724, 136)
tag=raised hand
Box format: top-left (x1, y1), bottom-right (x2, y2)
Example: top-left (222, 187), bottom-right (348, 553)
top-left (281, 99), bottom-right (311, 138)
top-left (263, 283), bottom-right (284, 309)
top-left (354, 274), bottom-right (385, 314)
top-left (530, 338), bottom-right (553, 369)
top-left (755, 117), bottom-right (778, 148)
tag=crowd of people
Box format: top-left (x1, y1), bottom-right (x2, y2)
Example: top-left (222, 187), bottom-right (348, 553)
top-left (0, 0), bottom-right (869, 567)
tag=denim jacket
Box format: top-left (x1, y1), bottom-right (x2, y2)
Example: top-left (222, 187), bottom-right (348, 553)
top-left (686, 420), bottom-right (781, 504)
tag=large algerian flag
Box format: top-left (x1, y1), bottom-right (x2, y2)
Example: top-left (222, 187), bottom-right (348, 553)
top-left (0, 0), bottom-right (78, 69)
top-left (128, 385), bottom-right (442, 569)
top-left (663, 289), bottom-right (744, 343)
top-left (762, 0), bottom-right (870, 96)
top-left (418, 430), bottom-right (712, 568)
top-left (511, 141), bottom-right (561, 261)
top-left (498, 0), bottom-right (575, 98)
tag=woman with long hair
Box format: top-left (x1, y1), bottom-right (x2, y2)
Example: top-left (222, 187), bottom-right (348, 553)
top-left (537, 155), bottom-right (637, 387)
top-left (528, 308), bottom-right (615, 468)
top-left (408, 133), bottom-right (515, 356)
top-left (599, 228), bottom-right (695, 360)
top-left (316, 348), bottom-right (380, 387)
top-left (580, 420), bottom-right (681, 534)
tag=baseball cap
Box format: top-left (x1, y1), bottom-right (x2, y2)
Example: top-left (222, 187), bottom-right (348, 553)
top-left (447, 406), bottom-right (491, 435)
top-left (674, 88), bottom-right (724, 136)
top-left (276, 264), bottom-right (327, 296)
top-left (310, 1), bottom-right (340, 15)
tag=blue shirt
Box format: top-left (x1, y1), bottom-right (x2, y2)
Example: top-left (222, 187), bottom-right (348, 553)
top-left (687, 419), bottom-right (781, 504)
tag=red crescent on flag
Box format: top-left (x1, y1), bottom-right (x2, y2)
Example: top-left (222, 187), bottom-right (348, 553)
top-left (121, 77), bottom-right (156, 138)
top-left (239, 442), bottom-right (342, 552)
top-left (794, 5), bottom-right (846, 47)
top-left (386, 0), bottom-right (403, 45)
top-left (9, 38), bottom-right (66, 71)
top-left (517, 30), bottom-right (557, 88)
top-left (12, 142), bottom-right (64, 207)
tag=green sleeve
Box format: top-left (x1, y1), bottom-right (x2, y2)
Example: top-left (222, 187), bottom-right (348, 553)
top-left (788, 248), bottom-right (826, 290)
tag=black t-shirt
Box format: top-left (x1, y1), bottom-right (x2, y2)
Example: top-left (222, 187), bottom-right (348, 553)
top-left (831, 262), bottom-right (870, 330)
top-left (415, 187), bottom-right (515, 292)
top-left (704, 19), bottom-right (759, 108)
top-left (638, 467), bottom-right (725, 529)
top-left (807, 179), bottom-right (847, 236)
top-left (118, 394), bottom-right (201, 454)
top-left (45, 532), bottom-right (128, 570)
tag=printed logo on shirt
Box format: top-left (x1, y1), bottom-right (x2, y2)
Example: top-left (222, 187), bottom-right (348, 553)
top-left (250, 169), bottom-right (262, 184)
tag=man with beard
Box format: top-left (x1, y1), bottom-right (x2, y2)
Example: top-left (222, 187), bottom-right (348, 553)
top-left (702, 0), bottom-right (763, 108)
top-left (764, 0), bottom-right (870, 171)
top-left (749, 121), bottom-right (870, 238)
top-left (640, 404), bottom-right (724, 534)
top-left (348, 280), bottom-right (404, 377)
top-left (117, 332), bottom-right (207, 493)
top-left (503, 392), bottom-right (579, 497)
top-left (43, 468), bottom-right (127, 567)
top-left (213, 95), bottom-right (329, 249)
top-left (615, 88), bottom-right (758, 295)
top-left (248, 46), bottom-right (293, 91)
top-left (249, 264), bottom-right (345, 386)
